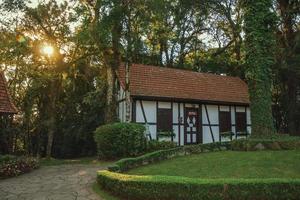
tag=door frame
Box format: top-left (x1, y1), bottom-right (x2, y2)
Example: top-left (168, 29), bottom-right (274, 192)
top-left (184, 106), bottom-right (201, 145)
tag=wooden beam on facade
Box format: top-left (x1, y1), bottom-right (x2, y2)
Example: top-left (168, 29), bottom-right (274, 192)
top-left (140, 100), bottom-right (147, 123)
top-left (204, 104), bottom-right (215, 143)
top-left (178, 103), bottom-right (181, 146)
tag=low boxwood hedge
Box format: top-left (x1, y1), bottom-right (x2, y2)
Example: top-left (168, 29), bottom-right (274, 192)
top-left (0, 155), bottom-right (39, 179)
top-left (231, 138), bottom-right (300, 151)
top-left (99, 138), bottom-right (300, 199)
top-left (97, 170), bottom-right (300, 200)
top-left (147, 140), bottom-right (177, 152)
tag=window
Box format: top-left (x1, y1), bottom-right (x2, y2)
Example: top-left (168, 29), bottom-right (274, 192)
top-left (219, 111), bottom-right (231, 133)
top-left (157, 108), bottom-right (172, 132)
top-left (236, 112), bottom-right (246, 132)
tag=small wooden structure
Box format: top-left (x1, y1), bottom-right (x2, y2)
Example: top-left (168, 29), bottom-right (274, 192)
top-left (117, 64), bottom-right (250, 145)
top-left (0, 72), bottom-right (17, 115)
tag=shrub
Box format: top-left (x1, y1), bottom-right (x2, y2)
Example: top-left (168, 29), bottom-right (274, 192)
top-left (231, 137), bottom-right (300, 151)
top-left (94, 123), bottom-right (147, 159)
top-left (0, 155), bottom-right (39, 179)
top-left (147, 140), bottom-right (177, 152)
top-left (0, 154), bottom-right (16, 163)
top-left (97, 170), bottom-right (300, 200)
top-left (249, 134), bottom-right (300, 141)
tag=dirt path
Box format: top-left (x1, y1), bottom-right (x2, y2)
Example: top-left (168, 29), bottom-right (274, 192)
top-left (0, 164), bottom-right (106, 200)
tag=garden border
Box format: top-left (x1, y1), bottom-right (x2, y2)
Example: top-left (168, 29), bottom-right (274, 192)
top-left (97, 139), bottom-right (300, 200)
top-left (0, 155), bottom-right (39, 179)
top-left (97, 170), bottom-right (300, 200)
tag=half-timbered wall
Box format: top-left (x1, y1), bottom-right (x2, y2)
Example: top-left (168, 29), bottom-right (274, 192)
top-left (117, 86), bottom-right (126, 122)
top-left (135, 100), bottom-right (157, 140)
top-left (118, 99), bottom-right (251, 146)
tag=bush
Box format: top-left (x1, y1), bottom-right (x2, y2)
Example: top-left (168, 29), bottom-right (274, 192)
top-left (0, 155), bottom-right (39, 179)
top-left (147, 140), bottom-right (177, 152)
top-left (0, 154), bottom-right (16, 163)
top-left (231, 137), bottom-right (300, 151)
top-left (97, 170), bottom-right (300, 200)
top-left (249, 134), bottom-right (300, 141)
top-left (94, 123), bottom-right (147, 159)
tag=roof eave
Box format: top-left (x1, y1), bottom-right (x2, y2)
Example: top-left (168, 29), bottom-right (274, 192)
top-left (0, 110), bottom-right (18, 115)
top-left (131, 95), bottom-right (250, 106)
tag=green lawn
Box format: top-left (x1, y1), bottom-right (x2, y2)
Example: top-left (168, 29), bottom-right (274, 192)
top-left (127, 150), bottom-right (300, 179)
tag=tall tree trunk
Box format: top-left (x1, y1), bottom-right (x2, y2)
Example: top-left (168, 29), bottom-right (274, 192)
top-left (277, 0), bottom-right (298, 135)
top-left (159, 40), bottom-right (164, 66)
top-left (46, 78), bottom-right (58, 158)
top-left (104, 63), bottom-right (117, 123)
top-left (104, 5), bottom-right (122, 123)
top-left (242, 0), bottom-right (276, 136)
top-left (124, 0), bottom-right (132, 122)
top-left (287, 74), bottom-right (298, 134)
top-left (178, 42), bottom-right (185, 67)
top-left (125, 62), bottom-right (131, 122)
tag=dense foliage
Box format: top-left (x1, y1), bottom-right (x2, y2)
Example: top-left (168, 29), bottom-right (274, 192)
top-left (0, 155), bottom-right (39, 178)
top-left (97, 170), bottom-right (300, 200)
top-left (94, 123), bottom-right (147, 159)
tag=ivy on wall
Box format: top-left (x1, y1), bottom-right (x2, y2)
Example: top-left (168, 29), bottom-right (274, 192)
top-left (242, 0), bottom-right (277, 135)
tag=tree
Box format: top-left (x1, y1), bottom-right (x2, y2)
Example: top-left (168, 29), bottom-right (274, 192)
top-left (242, 0), bottom-right (277, 136)
top-left (82, 0), bottom-right (123, 123)
top-left (273, 0), bottom-right (300, 135)
top-left (0, 0), bottom-right (104, 157)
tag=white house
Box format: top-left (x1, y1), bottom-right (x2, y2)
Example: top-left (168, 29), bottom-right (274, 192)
top-left (117, 64), bottom-right (251, 145)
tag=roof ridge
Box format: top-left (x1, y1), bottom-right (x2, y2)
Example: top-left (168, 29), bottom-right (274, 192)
top-left (131, 63), bottom-right (243, 81)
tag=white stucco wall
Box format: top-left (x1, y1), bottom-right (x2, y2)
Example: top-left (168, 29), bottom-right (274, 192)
top-left (202, 105), bottom-right (219, 143)
top-left (202, 105), bottom-right (219, 124)
top-left (117, 86), bottom-right (126, 122)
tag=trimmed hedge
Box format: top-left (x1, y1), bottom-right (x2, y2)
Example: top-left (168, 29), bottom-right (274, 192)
top-left (94, 123), bottom-right (147, 159)
top-left (0, 155), bottom-right (39, 179)
top-left (231, 138), bottom-right (300, 151)
top-left (147, 140), bottom-right (177, 152)
top-left (97, 170), bottom-right (300, 200)
top-left (98, 138), bottom-right (300, 199)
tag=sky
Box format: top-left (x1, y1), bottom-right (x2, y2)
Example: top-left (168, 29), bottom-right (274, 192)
top-left (28, 0), bottom-right (66, 7)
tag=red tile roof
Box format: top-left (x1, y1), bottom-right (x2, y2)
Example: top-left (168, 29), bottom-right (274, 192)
top-left (0, 72), bottom-right (18, 114)
top-left (118, 64), bottom-right (249, 105)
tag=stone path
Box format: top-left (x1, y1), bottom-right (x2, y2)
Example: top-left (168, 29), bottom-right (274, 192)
top-left (0, 164), bottom-right (106, 200)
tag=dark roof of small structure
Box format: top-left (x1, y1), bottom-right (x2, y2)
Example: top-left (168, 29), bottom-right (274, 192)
top-left (0, 72), bottom-right (18, 114)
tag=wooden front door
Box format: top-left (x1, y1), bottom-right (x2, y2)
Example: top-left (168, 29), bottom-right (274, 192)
top-left (184, 108), bottom-right (199, 145)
